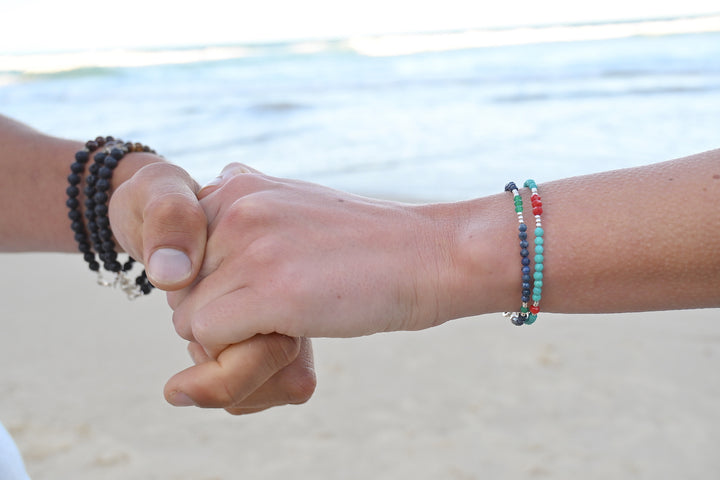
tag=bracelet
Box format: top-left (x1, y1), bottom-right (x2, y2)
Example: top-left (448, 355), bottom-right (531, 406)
top-left (524, 179), bottom-right (544, 324)
top-left (502, 180), bottom-right (545, 326)
top-left (68, 136), bottom-right (156, 299)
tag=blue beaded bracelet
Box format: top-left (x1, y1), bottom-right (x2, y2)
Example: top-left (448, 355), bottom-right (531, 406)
top-left (502, 180), bottom-right (545, 326)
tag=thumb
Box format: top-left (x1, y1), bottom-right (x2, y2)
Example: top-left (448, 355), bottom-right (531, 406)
top-left (110, 162), bottom-right (206, 291)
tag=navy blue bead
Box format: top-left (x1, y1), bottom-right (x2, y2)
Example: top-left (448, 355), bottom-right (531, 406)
top-left (89, 163), bottom-right (99, 175)
top-left (519, 224), bottom-right (527, 232)
top-left (141, 283), bottom-right (153, 295)
top-left (75, 150), bottom-right (90, 163)
top-left (96, 217), bottom-right (109, 228)
top-left (83, 252), bottom-right (96, 263)
top-left (94, 192), bottom-right (108, 204)
top-left (70, 162), bottom-right (85, 174)
top-left (94, 204), bottom-right (108, 216)
top-left (77, 241), bottom-right (91, 253)
top-left (522, 274), bottom-right (532, 283)
top-left (518, 232), bottom-right (527, 240)
top-left (522, 266), bottom-right (531, 274)
top-left (90, 233), bottom-right (100, 244)
top-left (104, 157), bottom-right (118, 169)
top-left (521, 257), bottom-right (530, 266)
top-left (67, 173), bottom-right (81, 185)
top-left (521, 295), bottom-right (530, 303)
top-left (96, 179), bottom-right (110, 192)
top-left (98, 166), bottom-right (113, 179)
top-left (504, 182), bottom-right (518, 192)
top-left (86, 173), bottom-right (97, 186)
top-left (68, 210), bottom-right (81, 221)
top-left (74, 232), bottom-right (86, 243)
top-left (522, 282), bottom-right (531, 290)
top-left (520, 248), bottom-right (529, 257)
top-left (66, 198), bottom-right (79, 209)
top-left (520, 240), bottom-right (529, 248)
top-left (110, 148), bottom-right (124, 160)
top-left (99, 229), bottom-right (112, 240)
top-left (66, 185), bottom-right (80, 198)
top-left (94, 151), bottom-right (107, 163)
top-left (84, 198), bottom-right (95, 210)
top-left (89, 261), bottom-right (100, 271)
top-left (71, 221), bottom-right (84, 232)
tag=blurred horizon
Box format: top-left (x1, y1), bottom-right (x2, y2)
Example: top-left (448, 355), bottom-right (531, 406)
top-left (1, 0), bottom-right (719, 55)
top-left (2, 13), bottom-right (719, 77)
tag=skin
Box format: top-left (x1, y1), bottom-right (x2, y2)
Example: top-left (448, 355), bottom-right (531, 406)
top-left (0, 114), bottom-right (316, 413)
top-left (168, 151), bottom-right (720, 361)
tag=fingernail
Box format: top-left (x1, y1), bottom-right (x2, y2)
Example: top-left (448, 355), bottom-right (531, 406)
top-left (148, 248), bottom-right (192, 285)
top-left (200, 174), bottom-right (224, 191)
top-left (170, 392), bottom-right (196, 407)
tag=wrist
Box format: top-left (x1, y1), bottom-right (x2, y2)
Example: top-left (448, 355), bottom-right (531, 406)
top-left (415, 193), bottom-right (520, 323)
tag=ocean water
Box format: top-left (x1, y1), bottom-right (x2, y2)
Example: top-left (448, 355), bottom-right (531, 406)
top-left (1, 17), bottom-right (719, 201)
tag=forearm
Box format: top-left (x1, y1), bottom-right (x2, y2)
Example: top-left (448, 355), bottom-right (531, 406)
top-left (435, 149), bottom-right (720, 318)
top-left (0, 115), bottom-right (165, 252)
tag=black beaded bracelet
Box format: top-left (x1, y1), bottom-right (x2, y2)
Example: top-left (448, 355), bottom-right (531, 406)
top-left (68, 136), bottom-right (155, 298)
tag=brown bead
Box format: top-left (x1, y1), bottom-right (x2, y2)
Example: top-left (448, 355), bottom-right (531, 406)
top-left (95, 136), bottom-right (106, 146)
top-left (85, 140), bottom-right (98, 151)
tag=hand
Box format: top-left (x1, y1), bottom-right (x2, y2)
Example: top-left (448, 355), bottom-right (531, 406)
top-left (164, 335), bottom-right (316, 414)
top-left (110, 160), bottom-right (317, 412)
top-left (169, 163), bottom-right (449, 358)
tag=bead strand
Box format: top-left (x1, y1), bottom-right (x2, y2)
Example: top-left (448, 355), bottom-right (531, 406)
top-left (523, 179), bottom-right (544, 325)
top-left (70, 137), bottom-right (157, 298)
top-left (502, 181), bottom-right (531, 326)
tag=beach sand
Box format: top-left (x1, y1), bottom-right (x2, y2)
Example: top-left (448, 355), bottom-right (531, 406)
top-left (1, 252), bottom-right (719, 479)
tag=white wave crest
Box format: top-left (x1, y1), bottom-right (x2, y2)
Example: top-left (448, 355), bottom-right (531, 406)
top-left (348, 14), bottom-right (720, 57)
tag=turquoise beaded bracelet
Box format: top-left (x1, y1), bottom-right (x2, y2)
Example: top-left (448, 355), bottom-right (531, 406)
top-left (503, 179), bottom-right (545, 326)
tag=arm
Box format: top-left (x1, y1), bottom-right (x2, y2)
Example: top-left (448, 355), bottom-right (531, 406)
top-left (169, 150), bottom-right (720, 356)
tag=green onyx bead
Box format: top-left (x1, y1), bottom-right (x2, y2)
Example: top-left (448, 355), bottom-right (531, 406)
top-left (534, 272), bottom-right (543, 280)
top-left (534, 254), bottom-right (544, 263)
top-left (524, 179), bottom-right (537, 189)
top-left (535, 245), bottom-right (544, 254)
top-left (535, 227), bottom-right (544, 237)
top-left (525, 314), bottom-right (537, 325)
top-left (520, 306), bottom-right (529, 313)
top-left (515, 206), bottom-right (523, 213)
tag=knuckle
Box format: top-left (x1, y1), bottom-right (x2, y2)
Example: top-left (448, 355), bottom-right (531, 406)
top-left (284, 367), bottom-right (317, 405)
top-left (144, 192), bottom-right (205, 234)
top-left (258, 334), bottom-right (301, 372)
top-left (171, 308), bottom-right (194, 341)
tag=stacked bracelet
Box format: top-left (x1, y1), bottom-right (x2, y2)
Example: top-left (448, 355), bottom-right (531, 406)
top-left (524, 179), bottom-right (544, 324)
top-left (67, 136), bottom-right (156, 298)
top-left (502, 180), bottom-right (545, 326)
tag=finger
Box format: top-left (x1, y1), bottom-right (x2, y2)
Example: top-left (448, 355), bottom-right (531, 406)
top-left (223, 337), bottom-right (316, 414)
top-left (187, 341), bottom-right (211, 364)
top-left (197, 163), bottom-right (264, 199)
top-left (110, 162), bottom-right (206, 291)
top-left (164, 334), bottom-right (301, 408)
top-left (184, 290), bottom-right (284, 358)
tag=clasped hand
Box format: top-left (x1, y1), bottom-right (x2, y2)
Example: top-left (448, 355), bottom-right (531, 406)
top-left (110, 162), bottom-right (449, 414)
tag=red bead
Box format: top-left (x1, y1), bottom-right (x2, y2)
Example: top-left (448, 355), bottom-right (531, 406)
top-left (533, 206), bottom-right (543, 215)
top-left (530, 305), bottom-right (540, 314)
